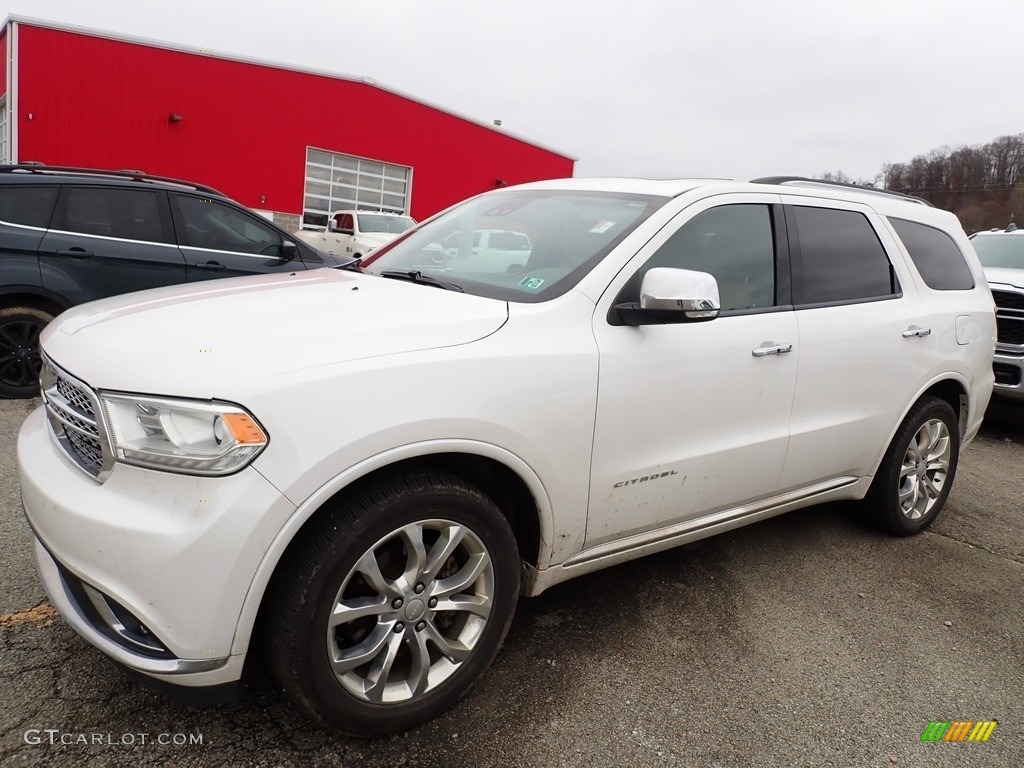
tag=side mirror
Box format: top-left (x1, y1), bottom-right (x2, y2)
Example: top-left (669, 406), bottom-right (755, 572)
top-left (614, 267), bottom-right (721, 325)
top-left (281, 240), bottom-right (299, 261)
top-left (328, 220), bottom-right (338, 232)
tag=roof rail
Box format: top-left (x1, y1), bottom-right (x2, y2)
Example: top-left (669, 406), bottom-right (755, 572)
top-left (750, 176), bottom-right (933, 207)
top-left (0, 164), bottom-right (225, 197)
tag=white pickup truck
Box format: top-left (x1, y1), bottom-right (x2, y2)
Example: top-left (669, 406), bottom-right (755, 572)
top-left (294, 210), bottom-right (416, 260)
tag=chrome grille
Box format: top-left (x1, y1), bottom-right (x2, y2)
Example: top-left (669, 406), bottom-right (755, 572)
top-left (41, 357), bottom-right (111, 481)
top-left (55, 375), bottom-right (96, 417)
top-left (997, 316), bottom-right (1024, 345)
top-left (992, 288), bottom-right (1024, 348)
top-left (992, 289), bottom-right (1024, 312)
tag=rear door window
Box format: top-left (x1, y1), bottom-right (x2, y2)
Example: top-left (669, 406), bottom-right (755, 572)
top-left (0, 186), bottom-right (59, 228)
top-left (58, 187), bottom-right (169, 243)
top-left (791, 206), bottom-right (896, 305)
top-left (889, 218), bottom-right (975, 290)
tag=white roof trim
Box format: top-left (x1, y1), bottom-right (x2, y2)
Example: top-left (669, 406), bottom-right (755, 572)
top-left (2, 14), bottom-right (577, 162)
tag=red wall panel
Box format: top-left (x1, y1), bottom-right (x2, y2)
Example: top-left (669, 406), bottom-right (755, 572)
top-left (15, 24), bottom-right (574, 219)
top-left (0, 29), bottom-right (7, 98)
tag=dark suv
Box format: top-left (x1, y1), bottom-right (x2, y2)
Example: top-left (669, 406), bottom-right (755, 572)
top-left (0, 165), bottom-right (343, 397)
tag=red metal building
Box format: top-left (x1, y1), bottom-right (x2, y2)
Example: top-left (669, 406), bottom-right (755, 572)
top-left (0, 17), bottom-right (575, 229)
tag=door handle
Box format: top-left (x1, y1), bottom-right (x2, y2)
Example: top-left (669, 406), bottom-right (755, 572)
top-left (752, 342), bottom-right (793, 357)
top-left (902, 326), bottom-right (932, 338)
top-left (56, 248), bottom-right (94, 259)
top-left (195, 261), bottom-right (226, 272)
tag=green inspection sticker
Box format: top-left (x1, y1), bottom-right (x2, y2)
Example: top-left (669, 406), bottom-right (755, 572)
top-left (519, 276), bottom-right (545, 290)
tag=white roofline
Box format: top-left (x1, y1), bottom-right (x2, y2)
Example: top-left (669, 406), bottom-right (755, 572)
top-left (2, 14), bottom-right (577, 162)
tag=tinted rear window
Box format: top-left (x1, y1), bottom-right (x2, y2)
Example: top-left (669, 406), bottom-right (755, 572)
top-left (793, 206), bottom-right (896, 305)
top-left (889, 218), bottom-right (974, 290)
top-left (62, 187), bottom-right (166, 243)
top-left (0, 186), bottom-right (58, 228)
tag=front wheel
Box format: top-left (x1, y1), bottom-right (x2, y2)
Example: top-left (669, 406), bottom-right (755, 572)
top-left (0, 306), bottom-right (54, 399)
top-left (864, 395), bottom-right (960, 536)
top-left (267, 472), bottom-right (520, 735)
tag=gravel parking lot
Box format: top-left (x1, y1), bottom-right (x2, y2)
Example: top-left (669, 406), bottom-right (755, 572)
top-left (2, 396), bottom-right (1022, 768)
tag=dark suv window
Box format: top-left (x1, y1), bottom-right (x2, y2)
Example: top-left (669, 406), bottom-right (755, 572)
top-left (176, 196), bottom-right (283, 255)
top-left (626, 204), bottom-right (777, 311)
top-left (793, 206), bottom-right (896, 305)
top-left (0, 186), bottom-right (58, 228)
top-left (889, 218), bottom-right (974, 290)
top-left (61, 187), bottom-right (166, 243)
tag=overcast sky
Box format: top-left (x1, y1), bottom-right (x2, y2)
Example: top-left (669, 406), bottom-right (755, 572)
top-left (7, 0), bottom-right (1024, 182)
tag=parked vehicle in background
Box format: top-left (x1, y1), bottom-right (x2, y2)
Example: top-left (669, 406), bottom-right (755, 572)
top-left (439, 229), bottom-right (534, 273)
top-left (0, 164), bottom-right (345, 398)
top-left (19, 176), bottom-right (994, 735)
top-left (294, 210), bottom-right (416, 260)
top-left (969, 224), bottom-right (1024, 399)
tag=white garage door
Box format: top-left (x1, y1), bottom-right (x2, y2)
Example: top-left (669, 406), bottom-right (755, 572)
top-left (301, 147), bottom-right (412, 230)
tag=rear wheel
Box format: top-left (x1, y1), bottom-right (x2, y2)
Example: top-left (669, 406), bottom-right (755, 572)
top-left (0, 306), bottom-right (54, 399)
top-left (267, 472), bottom-right (520, 735)
top-left (864, 396), bottom-right (960, 536)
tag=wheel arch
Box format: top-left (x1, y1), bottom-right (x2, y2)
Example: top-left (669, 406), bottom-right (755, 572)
top-left (922, 378), bottom-right (970, 440)
top-left (234, 441), bottom-right (553, 657)
top-left (867, 374), bottom-right (969, 481)
top-left (0, 287), bottom-right (71, 316)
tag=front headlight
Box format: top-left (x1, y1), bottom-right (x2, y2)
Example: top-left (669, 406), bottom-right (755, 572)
top-left (100, 393), bottom-right (268, 476)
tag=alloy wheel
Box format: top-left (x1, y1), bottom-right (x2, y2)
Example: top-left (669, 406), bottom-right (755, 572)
top-left (897, 418), bottom-right (951, 520)
top-left (326, 519), bottom-right (494, 704)
top-left (0, 319), bottom-right (44, 390)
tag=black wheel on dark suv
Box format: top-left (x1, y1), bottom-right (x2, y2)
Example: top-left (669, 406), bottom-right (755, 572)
top-left (0, 306), bottom-right (53, 398)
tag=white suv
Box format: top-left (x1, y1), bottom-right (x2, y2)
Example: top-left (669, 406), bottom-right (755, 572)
top-left (18, 177), bottom-right (995, 734)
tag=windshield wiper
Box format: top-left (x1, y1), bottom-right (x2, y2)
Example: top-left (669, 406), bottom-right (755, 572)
top-left (379, 270), bottom-right (464, 292)
top-left (334, 257), bottom-right (362, 271)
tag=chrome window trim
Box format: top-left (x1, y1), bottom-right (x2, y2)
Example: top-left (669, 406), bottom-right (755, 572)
top-left (0, 219), bottom-right (48, 232)
top-left (178, 244), bottom-right (289, 261)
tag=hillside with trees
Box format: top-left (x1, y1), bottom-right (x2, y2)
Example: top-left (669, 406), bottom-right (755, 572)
top-left (822, 133), bottom-right (1024, 233)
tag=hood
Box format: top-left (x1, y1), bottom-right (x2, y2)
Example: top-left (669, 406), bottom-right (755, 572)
top-left (358, 232), bottom-right (401, 249)
top-left (984, 267), bottom-right (1024, 291)
top-left (41, 269), bottom-right (507, 398)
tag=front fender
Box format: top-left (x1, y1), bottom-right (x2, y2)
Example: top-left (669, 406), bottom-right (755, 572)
top-left (229, 438), bottom-right (556, 655)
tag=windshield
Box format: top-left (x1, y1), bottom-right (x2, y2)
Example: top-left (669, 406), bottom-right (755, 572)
top-left (970, 233), bottom-right (1024, 269)
top-left (360, 190), bottom-right (668, 302)
top-left (357, 214), bottom-right (416, 234)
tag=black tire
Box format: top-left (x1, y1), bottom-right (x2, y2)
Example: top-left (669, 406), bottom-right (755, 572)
top-left (863, 396), bottom-right (960, 536)
top-left (267, 472), bottom-right (520, 735)
top-left (0, 306), bottom-right (54, 399)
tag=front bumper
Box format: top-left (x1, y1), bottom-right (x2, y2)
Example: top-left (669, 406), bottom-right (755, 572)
top-left (18, 406), bottom-right (296, 687)
top-left (993, 346), bottom-right (1024, 400)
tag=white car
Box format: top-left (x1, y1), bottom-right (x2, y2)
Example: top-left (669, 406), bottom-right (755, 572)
top-left (969, 224), bottom-right (1024, 399)
top-left (294, 210), bottom-right (416, 259)
top-left (440, 228), bottom-right (533, 273)
top-left (19, 176), bottom-right (995, 735)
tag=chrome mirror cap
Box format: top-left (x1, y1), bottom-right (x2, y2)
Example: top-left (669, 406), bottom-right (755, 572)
top-left (640, 267), bottom-right (721, 319)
